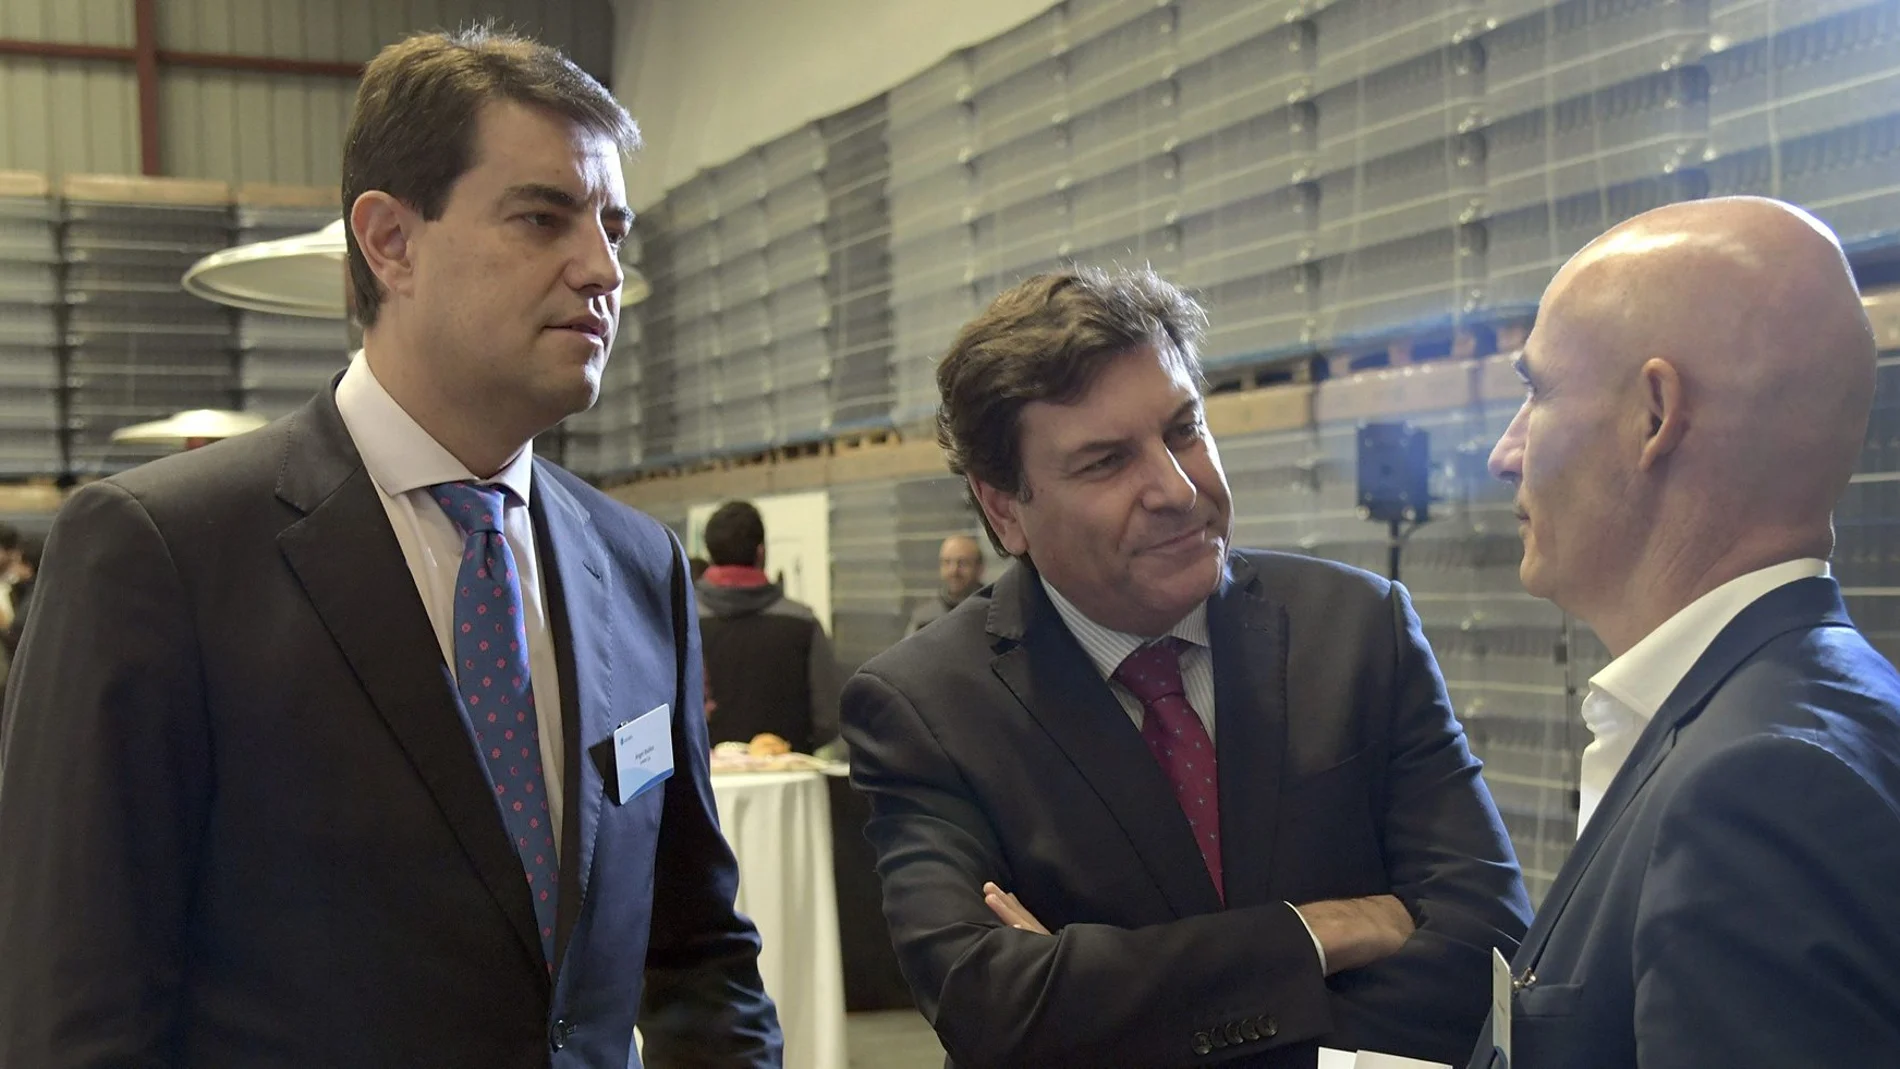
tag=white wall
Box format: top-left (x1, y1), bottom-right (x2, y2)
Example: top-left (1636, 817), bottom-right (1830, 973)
top-left (611, 0), bottom-right (1051, 208)
top-left (0, 0), bottom-right (614, 183)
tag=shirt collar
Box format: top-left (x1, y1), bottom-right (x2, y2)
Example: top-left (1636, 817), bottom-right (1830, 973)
top-left (333, 350), bottom-right (534, 506)
top-left (1590, 557), bottom-right (1830, 720)
top-left (1040, 575), bottom-right (1211, 682)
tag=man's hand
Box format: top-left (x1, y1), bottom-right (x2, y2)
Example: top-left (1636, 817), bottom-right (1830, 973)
top-left (983, 882), bottom-right (1051, 935)
top-left (1292, 894), bottom-right (1415, 975)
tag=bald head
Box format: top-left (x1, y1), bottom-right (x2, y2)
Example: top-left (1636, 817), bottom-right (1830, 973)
top-left (939, 534), bottom-right (985, 604)
top-left (1554, 197), bottom-right (1871, 516)
top-left (1490, 197), bottom-right (1875, 651)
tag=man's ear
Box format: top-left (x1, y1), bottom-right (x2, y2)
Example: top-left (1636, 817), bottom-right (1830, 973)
top-left (1636, 357), bottom-right (1687, 472)
top-left (349, 191), bottom-right (420, 305)
top-left (970, 476), bottom-right (1029, 557)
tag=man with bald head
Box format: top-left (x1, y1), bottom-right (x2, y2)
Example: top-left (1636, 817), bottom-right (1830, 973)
top-left (1486, 196), bottom-right (1900, 1067)
top-left (906, 534), bottom-right (986, 635)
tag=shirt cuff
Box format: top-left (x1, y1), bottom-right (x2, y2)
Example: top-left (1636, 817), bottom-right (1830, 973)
top-left (1289, 902), bottom-right (1326, 975)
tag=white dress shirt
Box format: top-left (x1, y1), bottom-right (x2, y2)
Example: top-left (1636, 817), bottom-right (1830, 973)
top-left (334, 353), bottom-right (567, 857)
top-left (1043, 579), bottom-right (1217, 741)
top-left (1575, 557), bottom-right (1830, 836)
top-left (1042, 577), bottom-right (1329, 971)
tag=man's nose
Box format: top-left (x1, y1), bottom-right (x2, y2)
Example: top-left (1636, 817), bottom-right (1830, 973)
top-left (1140, 446), bottom-right (1199, 513)
top-left (1488, 402), bottom-right (1528, 482)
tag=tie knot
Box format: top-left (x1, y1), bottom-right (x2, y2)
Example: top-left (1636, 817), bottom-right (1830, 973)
top-left (431, 480), bottom-right (508, 536)
top-left (1113, 638), bottom-right (1189, 704)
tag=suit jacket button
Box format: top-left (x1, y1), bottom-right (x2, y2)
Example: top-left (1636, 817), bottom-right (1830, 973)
top-left (1240, 1019), bottom-right (1261, 1041)
top-left (1210, 1030), bottom-right (1229, 1050)
top-left (1258, 1015), bottom-right (1277, 1038)
top-left (1192, 1032), bottom-right (1212, 1056)
top-left (1225, 1022), bottom-right (1244, 1045)
top-left (550, 1018), bottom-right (571, 1052)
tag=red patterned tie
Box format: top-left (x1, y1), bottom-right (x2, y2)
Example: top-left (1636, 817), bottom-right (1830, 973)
top-left (1114, 639), bottom-right (1223, 902)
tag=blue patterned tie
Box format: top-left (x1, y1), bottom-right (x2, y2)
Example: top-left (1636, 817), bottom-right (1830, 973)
top-left (432, 480), bottom-right (558, 965)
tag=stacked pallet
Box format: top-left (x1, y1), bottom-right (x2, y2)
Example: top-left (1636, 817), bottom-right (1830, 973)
top-left (0, 172), bottom-right (64, 478)
top-left (229, 184), bottom-right (348, 421)
top-left (60, 174), bottom-right (237, 476)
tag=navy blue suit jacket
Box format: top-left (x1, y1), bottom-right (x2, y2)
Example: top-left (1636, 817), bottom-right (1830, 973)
top-left (0, 387), bottom-right (780, 1068)
top-left (1508, 576), bottom-right (1900, 1067)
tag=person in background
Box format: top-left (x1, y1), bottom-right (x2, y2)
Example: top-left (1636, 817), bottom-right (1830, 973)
top-left (0, 535), bottom-right (36, 660)
top-left (690, 555), bottom-right (711, 582)
top-left (0, 27), bottom-right (778, 1068)
top-left (0, 523), bottom-right (21, 705)
top-left (0, 522), bottom-right (22, 633)
top-left (1486, 196), bottom-right (1900, 1067)
top-left (1, 536), bottom-right (36, 657)
top-left (845, 266), bottom-right (1531, 1068)
top-left (906, 533), bottom-right (985, 635)
top-left (697, 500), bottom-right (842, 754)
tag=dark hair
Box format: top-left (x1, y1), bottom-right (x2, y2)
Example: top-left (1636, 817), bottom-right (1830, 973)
top-left (0, 523), bottom-right (19, 554)
top-left (936, 266), bottom-right (1209, 552)
top-left (342, 24), bottom-right (640, 327)
top-left (703, 502), bottom-right (766, 567)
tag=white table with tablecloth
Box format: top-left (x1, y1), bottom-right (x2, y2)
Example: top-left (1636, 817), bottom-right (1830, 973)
top-left (710, 768), bottom-right (849, 1069)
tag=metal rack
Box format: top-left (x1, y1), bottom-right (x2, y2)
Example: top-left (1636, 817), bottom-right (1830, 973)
top-left (229, 200), bottom-right (349, 421)
top-left (0, 177), bottom-right (65, 478)
top-left (60, 179), bottom-right (237, 475)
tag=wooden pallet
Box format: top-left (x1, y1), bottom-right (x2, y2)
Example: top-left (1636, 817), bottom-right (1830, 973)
top-left (604, 339), bottom-right (1533, 503)
top-left (0, 170), bottom-right (50, 199)
top-left (0, 478), bottom-right (71, 514)
top-left (61, 173), bottom-right (232, 208)
top-left (774, 440), bottom-right (827, 463)
top-left (895, 416), bottom-right (937, 442)
top-left (1318, 309), bottom-right (1539, 377)
top-left (828, 426), bottom-right (900, 453)
top-left (236, 183), bottom-right (337, 209)
top-left (1204, 352), bottom-right (1326, 396)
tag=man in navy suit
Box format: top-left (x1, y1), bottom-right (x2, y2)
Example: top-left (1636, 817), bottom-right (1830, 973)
top-left (1485, 196), bottom-right (1900, 1066)
top-left (0, 29), bottom-right (779, 1068)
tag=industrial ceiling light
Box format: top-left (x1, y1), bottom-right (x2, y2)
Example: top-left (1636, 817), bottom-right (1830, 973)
top-left (182, 218), bottom-right (351, 319)
top-left (109, 408), bottom-right (271, 450)
top-left (181, 218), bottom-right (650, 319)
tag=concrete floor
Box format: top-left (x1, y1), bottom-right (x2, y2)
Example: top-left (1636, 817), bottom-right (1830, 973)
top-left (846, 1010), bottom-right (945, 1069)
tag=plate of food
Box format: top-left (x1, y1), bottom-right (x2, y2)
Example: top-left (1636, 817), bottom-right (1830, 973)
top-left (710, 733), bottom-right (831, 773)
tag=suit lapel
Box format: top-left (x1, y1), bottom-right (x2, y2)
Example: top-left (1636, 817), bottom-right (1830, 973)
top-left (1206, 555), bottom-right (1291, 910)
top-left (528, 465), bottom-right (614, 971)
top-left (1517, 576), bottom-right (1852, 970)
top-left (1514, 711), bottom-right (1679, 971)
top-left (272, 390), bottom-right (547, 975)
top-left (988, 563), bottom-right (1224, 918)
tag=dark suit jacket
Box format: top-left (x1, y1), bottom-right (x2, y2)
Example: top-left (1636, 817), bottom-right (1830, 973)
top-left (1506, 577), bottom-right (1900, 1068)
top-left (843, 552), bottom-right (1532, 1069)
top-left (0, 388), bottom-right (780, 1068)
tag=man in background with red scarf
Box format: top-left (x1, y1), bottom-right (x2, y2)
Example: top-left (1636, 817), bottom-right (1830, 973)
top-left (697, 500), bottom-right (842, 755)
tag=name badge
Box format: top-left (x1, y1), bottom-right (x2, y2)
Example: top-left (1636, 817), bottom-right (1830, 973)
top-left (612, 703), bottom-right (674, 804)
top-left (1459, 948), bottom-right (1514, 1069)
